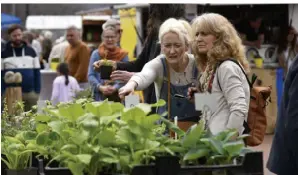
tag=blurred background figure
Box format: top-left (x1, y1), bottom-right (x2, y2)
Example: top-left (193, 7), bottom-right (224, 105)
top-left (49, 36), bottom-right (69, 64)
top-left (40, 30), bottom-right (53, 69)
top-left (64, 25), bottom-right (90, 89)
top-left (276, 26), bottom-right (298, 77)
top-left (102, 18), bottom-right (122, 47)
top-left (51, 63), bottom-right (80, 105)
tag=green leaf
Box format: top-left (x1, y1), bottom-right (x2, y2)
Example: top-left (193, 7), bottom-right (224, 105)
top-left (36, 132), bottom-right (49, 145)
top-left (99, 147), bottom-right (118, 159)
top-left (237, 134), bottom-right (250, 140)
top-left (223, 130), bottom-right (239, 143)
top-left (135, 103), bottom-right (152, 115)
top-left (127, 120), bottom-right (143, 136)
top-left (85, 101), bottom-right (113, 117)
top-left (36, 123), bottom-right (48, 133)
top-left (3, 136), bottom-right (22, 144)
top-left (80, 118), bottom-right (99, 130)
top-left (222, 140), bottom-right (245, 157)
top-left (76, 154), bottom-right (92, 165)
top-left (214, 130), bottom-right (230, 141)
top-left (35, 115), bottom-right (51, 122)
top-left (61, 144), bottom-right (78, 154)
top-left (101, 157), bottom-right (119, 164)
top-left (117, 128), bottom-right (136, 144)
top-left (167, 145), bottom-right (187, 153)
top-left (22, 131), bottom-right (37, 140)
top-left (58, 103), bottom-right (84, 122)
top-left (7, 143), bottom-right (25, 152)
top-left (183, 148), bottom-right (209, 161)
top-left (239, 148), bottom-right (252, 156)
top-left (97, 129), bottom-right (116, 146)
top-left (142, 114), bottom-right (161, 129)
top-left (48, 120), bottom-right (65, 134)
top-left (145, 140), bottom-right (160, 150)
top-left (100, 113), bottom-right (120, 125)
top-left (159, 117), bottom-right (185, 137)
top-left (48, 131), bottom-right (60, 141)
top-left (210, 138), bottom-right (224, 155)
top-left (122, 107), bottom-right (146, 124)
top-left (110, 102), bottom-right (125, 113)
top-left (70, 130), bottom-right (89, 145)
top-left (68, 162), bottom-right (85, 175)
top-left (151, 99), bottom-right (166, 107)
top-left (181, 120), bottom-right (205, 148)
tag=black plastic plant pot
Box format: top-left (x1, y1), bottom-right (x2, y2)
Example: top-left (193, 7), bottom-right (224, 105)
top-left (43, 167), bottom-right (72, 175)
top-left (38, 159), bottom-right (72, 175)
top-left (100, 65), bottom-right (113, 80)
top-left (131, 164), bottom-right (156, 175)
top-left (6, 168), bottom-right (38, 175)
top-left (2, 154), bottom-right (8, 175)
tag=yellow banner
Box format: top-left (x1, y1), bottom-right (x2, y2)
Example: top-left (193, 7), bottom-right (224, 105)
top-left (118, 8), bottom-right (144, 102)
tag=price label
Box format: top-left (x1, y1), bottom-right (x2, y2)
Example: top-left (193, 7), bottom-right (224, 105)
top-left (194, 93), bottom-right (217, 112)
top-left (125, 94), bottom-right (140, 108)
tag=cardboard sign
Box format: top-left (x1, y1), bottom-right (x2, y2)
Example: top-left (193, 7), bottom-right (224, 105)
top-left (125, 94), bottom-right (140, 108)
top-left (194, 93), bottom-right (217, 112)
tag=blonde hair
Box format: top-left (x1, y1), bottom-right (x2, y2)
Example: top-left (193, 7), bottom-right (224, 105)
top-left (179, 19), bottom-right (192, 41)
top-left (158, 18), bottom-right (191, 47)
top-left (191, 13), bottom-right (250, 73)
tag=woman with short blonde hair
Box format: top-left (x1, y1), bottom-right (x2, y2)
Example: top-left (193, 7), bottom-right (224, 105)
top-left (189, 13), bottom-right (250, 135)
top-left (119, 18), bottom-right (200, 130)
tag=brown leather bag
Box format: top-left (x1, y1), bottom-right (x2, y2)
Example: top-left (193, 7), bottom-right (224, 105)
top-left (246, 85), bottom-right (271, 146)
top-left (217, 59), bottom-right (272, 147)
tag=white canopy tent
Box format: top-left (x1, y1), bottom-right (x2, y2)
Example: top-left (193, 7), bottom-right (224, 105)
top-left (26, 15), bottom-right (112, 30)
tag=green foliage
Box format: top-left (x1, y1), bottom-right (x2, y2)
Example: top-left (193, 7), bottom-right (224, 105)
top-left (1, 97), bottom-right (251, 174)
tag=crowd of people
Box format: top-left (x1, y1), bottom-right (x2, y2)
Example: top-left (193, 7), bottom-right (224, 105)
top-left (1, 7), bottom-right (298, 174)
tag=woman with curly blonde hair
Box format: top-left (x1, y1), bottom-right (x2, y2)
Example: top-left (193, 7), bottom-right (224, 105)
top-left (188, 13), bottom-right (251, 135)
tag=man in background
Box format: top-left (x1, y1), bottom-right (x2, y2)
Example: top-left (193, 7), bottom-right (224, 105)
top-left (64, 26), bottom-right (90, 89)
top-left (237, 14), bottom-right (265, 49)
top-left (1, 24), bottom-right (41, 111)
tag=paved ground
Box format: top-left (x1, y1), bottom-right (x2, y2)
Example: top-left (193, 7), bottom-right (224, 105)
top-left (249, 134), bottom-right (276, 175)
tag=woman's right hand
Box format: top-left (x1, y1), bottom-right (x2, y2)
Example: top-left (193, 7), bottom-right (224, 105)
top-left (118, 81), bottom-right (137, 100)
top-left (187, 87), bottom-right (198, 103)
top-left (93, 60), bottom-right (117, 71)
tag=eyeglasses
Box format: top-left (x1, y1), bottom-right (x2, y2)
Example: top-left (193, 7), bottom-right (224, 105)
top-left (103, 36), bottom-right (116, 40)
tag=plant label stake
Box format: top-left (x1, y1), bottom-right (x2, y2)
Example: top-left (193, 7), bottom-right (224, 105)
top-left (125, 94), bottom-right (140, 108)
top-left (174, 116), bottom-right (178, 140)
top-left (37, 100), bottom-right (47, 114)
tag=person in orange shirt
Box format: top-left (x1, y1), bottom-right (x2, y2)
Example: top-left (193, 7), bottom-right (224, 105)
top-left (64, 26), bottom-right (90, 89)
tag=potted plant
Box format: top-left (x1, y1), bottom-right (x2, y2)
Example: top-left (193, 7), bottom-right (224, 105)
top-left (99, 51), bottom-right (113, 80)
top-left (1, 131), bottom-right (38, 175)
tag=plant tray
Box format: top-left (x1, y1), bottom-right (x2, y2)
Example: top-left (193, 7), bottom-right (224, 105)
top-left (6, 168), bottom-right (38, 175)
top-left (38, 159), bottom-right (72, 175)
top-left (131, 152), bottom-right (264, 175)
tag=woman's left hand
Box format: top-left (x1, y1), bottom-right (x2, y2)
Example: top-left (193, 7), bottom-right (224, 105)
top-left (110, 71), bottom-right (135, 83)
